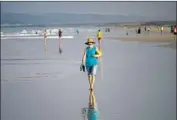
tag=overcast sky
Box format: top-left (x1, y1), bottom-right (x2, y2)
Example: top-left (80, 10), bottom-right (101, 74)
top-left (1, 2), bottom-right (176, 19)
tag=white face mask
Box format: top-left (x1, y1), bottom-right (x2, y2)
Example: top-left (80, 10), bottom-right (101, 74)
top-left (88, 44), bottom-right (94, 47)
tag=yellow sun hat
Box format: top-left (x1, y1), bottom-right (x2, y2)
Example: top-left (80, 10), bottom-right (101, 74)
top-left (85, 38), bottom-right (95, 45)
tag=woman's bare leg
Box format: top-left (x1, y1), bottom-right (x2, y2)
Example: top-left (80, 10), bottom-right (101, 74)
top-left (90, 75), bottom-right (95, 90)
top-left (88, 75), bottom-right (92, 89)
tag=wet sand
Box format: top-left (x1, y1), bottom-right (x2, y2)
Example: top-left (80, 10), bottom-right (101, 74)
top-left (106, 35), bottom-right (176, 49)
top-left (1, 29), bottom-right (176, 120)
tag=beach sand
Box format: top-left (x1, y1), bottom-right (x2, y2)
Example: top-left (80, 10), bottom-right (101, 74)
top-left (105, 30), bottom-right (176, 49)
top-left (1, 24), bottom-right (176, 120)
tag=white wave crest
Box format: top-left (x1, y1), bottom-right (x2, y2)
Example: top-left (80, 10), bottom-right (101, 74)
top-left (1, 35), bottom-right (74, 40)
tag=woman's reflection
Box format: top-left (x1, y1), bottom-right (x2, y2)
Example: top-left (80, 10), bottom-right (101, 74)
top-left (82, 90), bottom-right (99, 120)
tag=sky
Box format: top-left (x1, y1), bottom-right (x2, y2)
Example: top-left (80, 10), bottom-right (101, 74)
top-left (1, 2), bottom-right (176, 19)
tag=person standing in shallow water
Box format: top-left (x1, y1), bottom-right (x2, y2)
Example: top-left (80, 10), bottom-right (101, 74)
top-left (80, 38), bottom-right (102, 90)
top-left (58, 29), bottom-right (63, 54)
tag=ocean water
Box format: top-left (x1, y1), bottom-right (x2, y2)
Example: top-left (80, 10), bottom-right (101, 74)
top-left (1, 26), bottom-right (176, 120)
top-left (1, 25), bottom-right (128, 39)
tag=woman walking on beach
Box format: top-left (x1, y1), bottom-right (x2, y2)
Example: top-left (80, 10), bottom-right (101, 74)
top-left (80, 38), bottom-right (102, 90)
top-left (58, 29), bottom-right (63, 54)
top-left (44, 30), bottom-right (48, 51)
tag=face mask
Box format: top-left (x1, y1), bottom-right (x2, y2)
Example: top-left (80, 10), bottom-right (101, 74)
top-left (88, 44), bottom-right (93, 47)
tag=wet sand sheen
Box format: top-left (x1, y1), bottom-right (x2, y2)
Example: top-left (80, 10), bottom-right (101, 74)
top-left (106, 35), bottom-right (176, 49)
top-left (1, 31), bottom-right (176, 120)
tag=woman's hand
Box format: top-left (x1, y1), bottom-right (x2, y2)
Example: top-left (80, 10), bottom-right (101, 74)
top-left (80, 64), bottom-right (85, 72)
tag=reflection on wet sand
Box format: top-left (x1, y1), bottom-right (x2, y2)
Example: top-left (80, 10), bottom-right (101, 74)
top-left (82, 90), bottom-right (99, 120)
top-left (99, 57), bottom-right (104, 80)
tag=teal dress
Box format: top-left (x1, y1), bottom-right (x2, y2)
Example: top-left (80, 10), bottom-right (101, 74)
top-left (85, 46), bottom-right (98, 67)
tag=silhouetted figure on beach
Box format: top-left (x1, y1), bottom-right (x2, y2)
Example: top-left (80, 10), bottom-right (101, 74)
top-left (44, 29), bottom-right (48, 51)
top-left (108, 28), bottom-right (110, 32)
top-left (144, 26), bottom-right (147, 35)
top-left (105, 28), bottom-right (110, 32)
top-left (171, 25), bottom-right (174, 33)
top-left (58, 29), bottom-right (63, 54)
top-left (144, 26), bottom-right (147, 32)
top-left (35, 30), bottom-right (38, 35)
top-left (138, 27), bottom-right (141, 34)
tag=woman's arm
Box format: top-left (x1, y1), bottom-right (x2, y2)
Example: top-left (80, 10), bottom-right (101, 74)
top-left (81, 49), bottom-right (86, 65)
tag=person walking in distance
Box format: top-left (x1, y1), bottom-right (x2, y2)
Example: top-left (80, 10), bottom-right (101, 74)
top-left (173, 25), bottom-right (177, 40)
top-left (173, 25), bottom-right (177, 35)
top-left (80, 38), bottom-right (102, 90)
top-left (76, 28), bottom-right (80, 34)
top-left (97, 30), bottom-right (103, 51)
top-left (144, 26), bottom-right (147, 35)
top-left (147, 27), bottom-right (151, 35)
top-left (58, 29), bottom-right (63, 54)
top-left (161, 26), bottom-right (163, 36)
top-left (170, 25), bottom-right (174, 33)
top-left (44, 29), bottom-right (48, 51)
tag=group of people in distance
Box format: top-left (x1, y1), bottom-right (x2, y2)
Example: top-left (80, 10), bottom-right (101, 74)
top-left (43, 29), bottom-right (63, 53)
top-left (135, 25), bottom-right (176, 36)
top-left (80, 29), bottom-right (103, 120)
